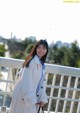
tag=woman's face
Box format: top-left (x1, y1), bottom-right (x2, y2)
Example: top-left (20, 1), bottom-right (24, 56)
top-left (36, 44), bottom-right (47, 58)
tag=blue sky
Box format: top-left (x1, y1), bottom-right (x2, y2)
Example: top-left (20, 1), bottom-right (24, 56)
top-left (0, 0), bottom-right (80, 45)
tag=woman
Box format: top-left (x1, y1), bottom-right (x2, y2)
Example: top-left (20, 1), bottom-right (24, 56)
top-left (9, 39), bottom-right (48, 113)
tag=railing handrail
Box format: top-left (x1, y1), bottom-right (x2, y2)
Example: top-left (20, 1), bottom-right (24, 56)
top-left (0, 57), bottom-right (80, 77)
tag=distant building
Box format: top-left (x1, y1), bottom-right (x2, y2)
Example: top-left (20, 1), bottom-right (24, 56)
top-left (28, 36), bottom-right (36, 41)
top-left (56, 41), bottom-right (71, 48)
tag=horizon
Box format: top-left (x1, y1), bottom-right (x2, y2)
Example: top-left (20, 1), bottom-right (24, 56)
top-left (0, 34), bottom-right (79, 46)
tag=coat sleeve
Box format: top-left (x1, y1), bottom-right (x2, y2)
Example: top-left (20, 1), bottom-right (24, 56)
top-left (20, 61), bottom-right (37, 106)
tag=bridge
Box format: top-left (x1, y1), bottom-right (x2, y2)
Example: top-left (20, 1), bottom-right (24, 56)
top-left (0, 57), bottom-right (80, 113)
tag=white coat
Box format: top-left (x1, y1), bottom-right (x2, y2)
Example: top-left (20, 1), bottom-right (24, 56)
top-left (9, 55), bottom-right (48, 113)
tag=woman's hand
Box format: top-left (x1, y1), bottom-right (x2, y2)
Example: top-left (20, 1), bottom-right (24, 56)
top-left (36, 102), bottom-right (45, 107)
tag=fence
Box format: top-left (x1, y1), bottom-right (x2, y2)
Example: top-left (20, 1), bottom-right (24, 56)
top-left (0, 57), bottom-right (80, 113)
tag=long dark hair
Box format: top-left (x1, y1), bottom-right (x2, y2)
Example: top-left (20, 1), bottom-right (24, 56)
top-left (22, 39), bottom-right (48, 67)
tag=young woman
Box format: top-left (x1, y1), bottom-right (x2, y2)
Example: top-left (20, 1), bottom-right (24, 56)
top-left (9, 39), bottom-right (48, 113)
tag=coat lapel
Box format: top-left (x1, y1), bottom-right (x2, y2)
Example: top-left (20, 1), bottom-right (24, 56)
top-left (34, 55), bottom-right (42, 69)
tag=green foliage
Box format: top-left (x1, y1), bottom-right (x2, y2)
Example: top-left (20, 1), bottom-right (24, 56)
top-left (76, 58), bottom-right (80, 68)
top-left (25, 44), bottom-right (34, 54)
top-left (49, 41), bottom-right (80, 67)
top-left (23, 44), bottom-right (34, 59)
top-left (21, 37), bottom-right (36, 49)
top-left (0, 44), bottom-right (7, 56)
top-left (69, 42), bottom-right (80, 67)
top-left (8, 37), bottom-right (36, 59)
top-left (12, 51), bottom-right (24, 59)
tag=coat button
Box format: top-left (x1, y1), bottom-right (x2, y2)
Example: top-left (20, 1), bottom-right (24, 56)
top-left (41, 86), bottom-right (43, 88)
top-left (44, 79), bottom-right (46, 81)
top-left (22, 98), bottom-right (24, 101)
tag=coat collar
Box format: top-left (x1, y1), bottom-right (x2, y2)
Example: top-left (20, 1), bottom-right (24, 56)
top-left (34, 55), bottom-right (45, 69)
top-left (34, 55), bottom-right (41, 65)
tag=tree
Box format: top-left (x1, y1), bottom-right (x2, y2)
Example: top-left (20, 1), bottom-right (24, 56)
top-left (0, 44), bottom-right (7, 57)
top-left (48, 40), bottom-right (80, 67)
top-left (8, 37), bottom-right (36, 59)
top-left (23, 44), bottom-right (34, 59)
top-left (69, 41), bottom-right (80, 67)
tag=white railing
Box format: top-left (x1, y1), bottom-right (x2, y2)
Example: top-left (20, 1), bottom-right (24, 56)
top-left (0, 57), bottom-right (80, 113)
